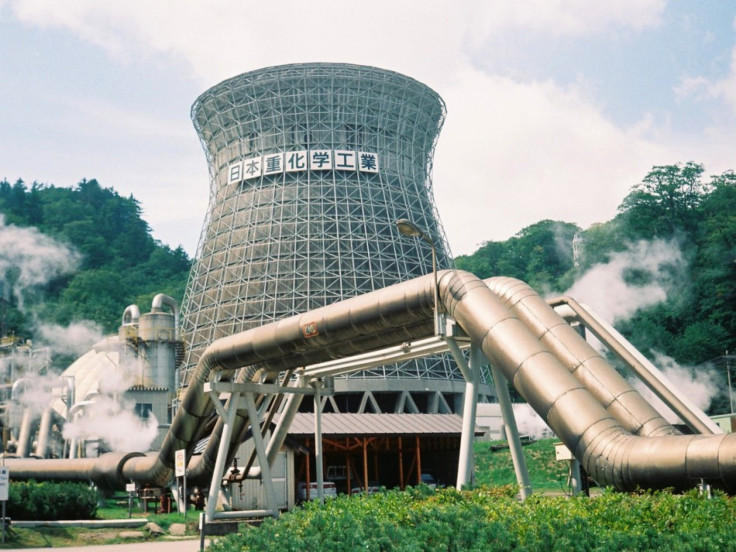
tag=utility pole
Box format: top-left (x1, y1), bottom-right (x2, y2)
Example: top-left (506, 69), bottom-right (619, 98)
top-left (727, 351), bottom-right (733, 415)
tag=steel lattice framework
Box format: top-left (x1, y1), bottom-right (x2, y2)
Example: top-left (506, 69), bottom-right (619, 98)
top-left (179, 63), bottom-right (486, 408)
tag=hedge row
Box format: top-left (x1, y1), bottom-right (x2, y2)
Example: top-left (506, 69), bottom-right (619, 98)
top-left (8, 480), bottom-right (98, 520)
top-left (208, 485), bottom-right (736, 552)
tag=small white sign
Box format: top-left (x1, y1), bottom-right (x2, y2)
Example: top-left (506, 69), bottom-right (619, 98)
top-left (125, 482), bottom-right (136, 493)
top-left (175, 449), bottom-right (187, 477)
top-left (0, 467), bottom-right (9, 501)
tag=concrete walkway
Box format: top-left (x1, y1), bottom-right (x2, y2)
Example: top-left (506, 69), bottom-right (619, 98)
top-left (20, 538), bottom-right (209, 552)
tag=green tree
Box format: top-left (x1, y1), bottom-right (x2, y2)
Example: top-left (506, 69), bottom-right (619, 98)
top-left (456, 220), bottom-right (579, 293)
top-left (618, 162), bottom-right (710, 239)
top-left (0, 178), bottom-right (192, 341)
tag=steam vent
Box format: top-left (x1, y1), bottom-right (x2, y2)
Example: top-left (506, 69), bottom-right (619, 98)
top-left (179, 63), bottom-right (489, 411)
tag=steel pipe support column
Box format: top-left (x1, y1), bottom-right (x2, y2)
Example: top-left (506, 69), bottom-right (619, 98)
top-left (313, 380), bottom-right (325, 504)
top-left (205, 392), bottom-right (240, 523)
top-left (456, 343), bottom-right (481, 490)
top-left (243, 392), bottom-right (278, 517)
top-left (490, 362), bottom-right (532, 500)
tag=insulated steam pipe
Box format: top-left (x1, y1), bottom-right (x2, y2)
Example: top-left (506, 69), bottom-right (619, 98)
top-left (547, 295), bottom-right (720, 435)
top-left (485, 277), bottom-right (678, 438)
top-left (151, 294), bottom-right (180, 340)
top-left (122, 304), bottom-right (141, 326)
top-left (5, 270), bottom-right (736, 493)
top-left (446, 272), bottom-right (736, 492)
top-left (35, 407), bottom-right (53, 458)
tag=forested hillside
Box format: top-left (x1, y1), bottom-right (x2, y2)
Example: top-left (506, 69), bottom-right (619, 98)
top-left (2, 165), bottom-right (734, 410)
top-left (0, 178), bottom-right (192, 342)
top-left (456, 163), bottom-right (736, 411)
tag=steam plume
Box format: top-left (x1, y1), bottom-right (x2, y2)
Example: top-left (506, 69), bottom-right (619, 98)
top-left (563, 239), bottom-right (683, 323)
top-left (0, 214), bottom-right (80, 311)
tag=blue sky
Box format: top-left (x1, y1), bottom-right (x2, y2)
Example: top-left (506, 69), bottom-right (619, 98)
top-left (1, 1), bottom-right (735, 257)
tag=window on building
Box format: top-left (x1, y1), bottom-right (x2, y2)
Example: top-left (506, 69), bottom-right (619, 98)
top-left (135, 403), bottom-right (153, 421)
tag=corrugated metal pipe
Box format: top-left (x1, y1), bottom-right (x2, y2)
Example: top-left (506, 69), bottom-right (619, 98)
top-left (484, 277), bottom-right (679, 438)
top-left (4, 270), bottom-right (736, 493)
top-left (545, 293), bottom-right (720, 435)
top-left (451, 274), bottom-right (736, 492)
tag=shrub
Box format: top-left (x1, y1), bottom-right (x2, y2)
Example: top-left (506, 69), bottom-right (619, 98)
top-left (8, 480), bottom-right (98, 520)
top-left (207, 487), bottom-right (736, 552)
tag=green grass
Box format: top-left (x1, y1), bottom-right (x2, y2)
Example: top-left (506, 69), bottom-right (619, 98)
top-left (473, 438), bottom-right (572, 493)
top-left (0, 494), bottom-right (198, 549)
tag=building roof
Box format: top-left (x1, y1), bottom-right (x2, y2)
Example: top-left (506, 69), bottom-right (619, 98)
top-left (284, 413), bottom-right (471, 437)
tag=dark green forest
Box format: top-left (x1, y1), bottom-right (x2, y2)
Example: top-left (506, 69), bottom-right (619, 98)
top-left (1, 164), bottom-right (734, 413)
top-left (0, 178), bottom-right (192, 342)
top-left (457, 162), bottom-right (736, 412)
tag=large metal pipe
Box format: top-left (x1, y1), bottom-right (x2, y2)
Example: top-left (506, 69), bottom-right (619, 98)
top-left (4, 272), bottom-right (435, 487)
top-left (151, 294), bottom-right (180, 340)
top-left (122, 304), bottom-right (141, 326)
top-left (35, 407), bottom-right (53, 458)
top-left (16, 409), bottom-right (34, 458)
top-left (547, 295), bottom-right (721, 435)
top-left (485, 277), bottom-right (678, 437)
top-left (448, 272), bottom-right (736, 492)
top-left (5, 270), bottom-right (736, 493)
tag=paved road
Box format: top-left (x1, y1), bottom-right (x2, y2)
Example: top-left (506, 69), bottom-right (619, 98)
top-left (20, 538), bottom-right (210, 552)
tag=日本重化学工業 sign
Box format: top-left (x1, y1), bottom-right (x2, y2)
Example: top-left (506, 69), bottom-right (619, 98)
top-left (227, 150), bottom-right (379, 184)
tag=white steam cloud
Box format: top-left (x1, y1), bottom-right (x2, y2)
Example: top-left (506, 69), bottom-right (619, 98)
top-left (561, 238), bottom-right (721, 421)
top-left (62, 396), bottom-right (159, 453)
top-left (0, 214), bottom-right (81, 311)
top-left (563, 239), bottom-right (683, 323)
top-left (12, 372), bottom-right (61, 417)
top-left (0, 218), bottom-right (159, 453)
top-left (36, 320), bottom-right (104, 359)
top-left (629, 352), bottom-right (720, 424)
top-left (62, 356), bottom-right (159, 453)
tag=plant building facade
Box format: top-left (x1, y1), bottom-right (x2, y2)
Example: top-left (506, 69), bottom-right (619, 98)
top-left (179, 63), bottom-right (491, 413)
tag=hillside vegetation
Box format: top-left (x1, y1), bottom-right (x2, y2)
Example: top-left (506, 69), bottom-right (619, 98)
top-left (457, 163), bottom-right (736, 413)
top-left (0, 178), bottom-right (191, 362)
top-left (2, 163), bottom-right (734, 389)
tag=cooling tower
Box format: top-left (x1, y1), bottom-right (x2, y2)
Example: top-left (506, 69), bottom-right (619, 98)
top-left (180, 63), bottom-right (488, 411)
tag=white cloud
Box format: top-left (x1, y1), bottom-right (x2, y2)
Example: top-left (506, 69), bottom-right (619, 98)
top-left (464, 0), bottom-right (664, 40)
top-left (433, 69), bottom-right (667, 254)
top-left (6, 0), bottom-right (666, 86)
top-left (712, 48), bottom-right (736, 116)
top-left (675, 46), bottom-right (736, 118)
top-left (2, 0), bottom-right (729, 260)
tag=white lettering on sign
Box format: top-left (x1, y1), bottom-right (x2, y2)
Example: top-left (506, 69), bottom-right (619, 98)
top-left (229, 149), bottom-right (379, 184)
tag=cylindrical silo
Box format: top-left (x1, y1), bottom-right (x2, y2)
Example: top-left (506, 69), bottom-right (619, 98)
top-left (180, 63), bottom-right (487, 411)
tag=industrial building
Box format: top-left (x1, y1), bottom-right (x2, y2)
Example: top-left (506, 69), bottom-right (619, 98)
top-left (2, 64), bottom-right (736, 523)
top-left (1, 64), bottom-right (493, 511)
